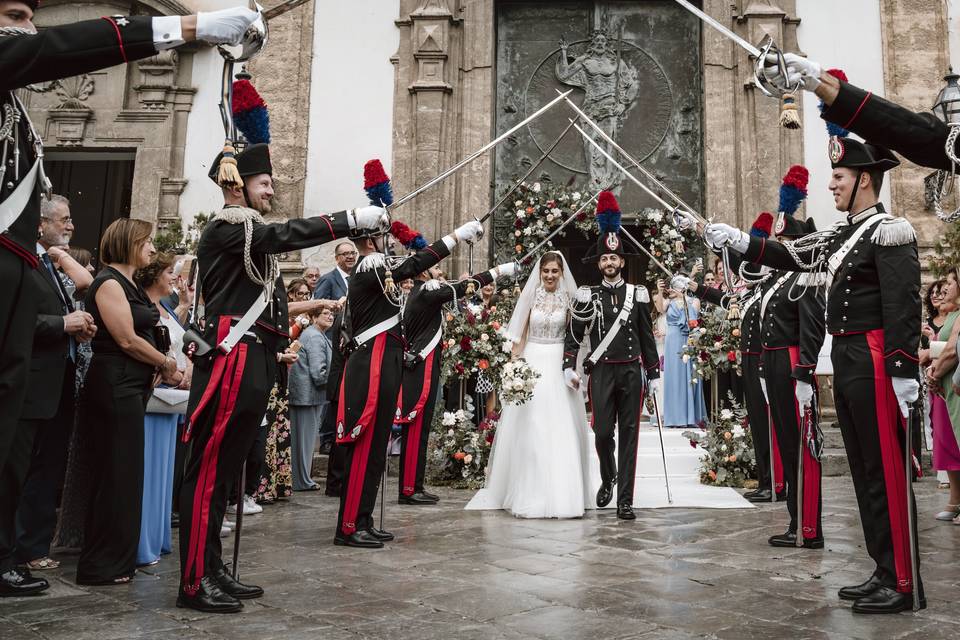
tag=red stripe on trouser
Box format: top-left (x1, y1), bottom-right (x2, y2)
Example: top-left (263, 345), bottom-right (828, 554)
top-left (587, 376), bottom-right (595, 430)
top-left (402, 351), bottom-right (435, 495)
top-left (769, 417), bottom-right (785, 493)
top-left (184, 317), bottom-right (233, 442)
top-left (788, 346), bottom-right (821, 539)
top-left (866, 330), bottom-right (913, 593)
top-left (182, 343), bottom-right (248, 590)
top-left (341, 334), bottom-right (387, 535)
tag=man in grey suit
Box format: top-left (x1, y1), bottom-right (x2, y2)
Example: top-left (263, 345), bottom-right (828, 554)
top-left (312, 241), bottom-right (356, 302)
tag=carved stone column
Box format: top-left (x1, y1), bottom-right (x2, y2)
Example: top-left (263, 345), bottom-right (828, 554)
top-left (702, 0), bottom-right (803, 228)
top-left (393, 0), bottom-right (494, 277)
top-left (878, 0), bottom-right (950, 251)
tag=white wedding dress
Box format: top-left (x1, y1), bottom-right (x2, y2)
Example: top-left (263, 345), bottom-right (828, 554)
top-left (465, 284), bottom-right (597, 518)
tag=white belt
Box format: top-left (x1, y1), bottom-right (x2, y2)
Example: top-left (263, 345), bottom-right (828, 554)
top-left (0, 158), bottom-right (39, 236)
top-left (354, 314), bottom-right (401, 346)
top-left (417, 324), bottom-right (444, 361)
top-left (217, 293), bottom-right (270, 355)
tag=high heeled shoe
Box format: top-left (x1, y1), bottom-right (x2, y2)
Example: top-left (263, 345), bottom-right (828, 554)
top-left (935, 503), bottom-right (960, 521)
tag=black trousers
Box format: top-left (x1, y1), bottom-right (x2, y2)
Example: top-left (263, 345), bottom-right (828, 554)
top-left (0, 251), bottom-right (38, 472)
top-left (77, 355), bottom-right (152, 583)
top-left (587, 363), bottom-right (644, 507)
top-left (336, 334), bottom-right (402, 535)
top-left (15, 363), bottom-right (75, 563)
top-left (742, 354), bottom-right (783, 492)
top-left (179, 334), bottom-right (274, 591)
top-left (833, 331), bottom-right (922, 596)
top-left (397, 348), bottom-right (441, 497)
top-left (230, 422), bottom-right (267, 502)
top-left (0, 419), bottom-right (38, 573)
top-left (763, 347), bottom-right (822, 540)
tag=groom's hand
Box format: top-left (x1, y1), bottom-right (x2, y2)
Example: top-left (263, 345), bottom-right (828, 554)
top-left (563, 368), bottom-right (581, 390)
top-left (647, 378), bottom-right (661, 398)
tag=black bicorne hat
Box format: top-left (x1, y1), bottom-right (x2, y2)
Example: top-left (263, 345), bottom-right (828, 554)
top-left (208, 143), bottom-right (273, 184)
top-left (828, 137), bottom-right (900, 172)
top-left (581, 191), bottom-right (640, 264)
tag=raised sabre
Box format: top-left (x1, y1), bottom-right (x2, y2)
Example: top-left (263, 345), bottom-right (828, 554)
top-left (670, 0), bottom-right (799, 98)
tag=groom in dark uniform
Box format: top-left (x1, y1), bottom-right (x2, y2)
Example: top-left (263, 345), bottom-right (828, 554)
top-left (563, 192), bottom-right (660, 520)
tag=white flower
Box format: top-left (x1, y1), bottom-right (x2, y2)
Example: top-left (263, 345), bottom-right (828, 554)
top-left (720, 444), bottom-right (727, 452)
top-left (681, 354), bottom-right (690, 363)
top-left (514, 230), bottom-right (522, 237)
top-left (523, 227), bottom-right (532, 236)
top-left (480, 333), bottom-right (489, 342)
top-left (713, 341), bottom-right (721, 349)
top-left (517, 210), bottom-right (525, 219)
top-left (733, 425), bottom-right (745, 438)
top-left (668, 229), bottom-right (679, 239)
top-left (650, 211), bottom-right (663, 222)
top-left (464, 454), bottom-right (473, 464)
top-left (572, 191), bottom-right (581, 200)
top-left (532, 182), bottom-right (541, 192)
top-left (551, 208), bottom-right (561, 215)
top-left (514, 200), bottom-right (522, 207)
top-left (442, 414), bottom-right (455, 427)
top-left (546, 214), bottom-right (554, 222)
top-left (720, 409), bottom-right (733, 421)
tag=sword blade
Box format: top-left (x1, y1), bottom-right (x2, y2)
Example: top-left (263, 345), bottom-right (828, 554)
top-left (391, 90), bottom-right (573, 211)
top-left (262, 0), bottom-right (313, 21)
top-left (672, 0), bottom-right (761, 58)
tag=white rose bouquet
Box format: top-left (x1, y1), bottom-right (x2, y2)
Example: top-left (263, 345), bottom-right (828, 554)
top-left (499, 358), bottom-right (541, 406)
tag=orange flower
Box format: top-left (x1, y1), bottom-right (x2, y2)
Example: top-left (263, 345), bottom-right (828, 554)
top-left (708, 470), bottom-right (717, 481)
top-left (454, 451), bottom-right (466, 461)
top-left (526, 206), bottom-right (534, 214)
top-left (515, 244), bottom-right (523, 253)
top-left (478, 359), bottom-right (489, 370)
top-left (446, 313), bottom-right (454, 322)
top-left (491, 321), bottom-right (501, 330)
top-left (723, 431), bottom-right (732, 440)
top-left (728, 455), bottom-right (737, 463)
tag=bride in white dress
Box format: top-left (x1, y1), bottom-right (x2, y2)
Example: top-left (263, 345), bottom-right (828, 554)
top-left (465, 252), bottom-right (596, 518)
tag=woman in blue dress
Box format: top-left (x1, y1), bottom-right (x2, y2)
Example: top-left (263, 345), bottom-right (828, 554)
top-left (660, 287), bottom-right (706, 428)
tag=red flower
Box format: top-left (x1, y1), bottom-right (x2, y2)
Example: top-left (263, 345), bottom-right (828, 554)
top-left (689, 439), bottom-right (698, 449)
top-left (466, 312), bottom-right (476, 326)
top-left (514, 218), bottom-right (524, 229)
top-left (649, 226), bottom-right (658, 235)
top-left (727, 351), bottom-right (736, 362)
top-left (460, 336), bottom-right (473, 352)
top-left (481, 309), bottom-right (490, 322)
top-left (455, 362), bottom-right (465, 375)
top-left (687, 319), bottom-right (699, 329)
top-left (576, 211), bottom-right (587, 221)
top-left (699, 350), bottom-right (709, 360)
top-left (485, 432), bottom-right (495, 445)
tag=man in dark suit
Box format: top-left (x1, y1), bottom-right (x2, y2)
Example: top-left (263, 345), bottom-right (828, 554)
top-left (313, 241), bottom-right (355, 302)
top-left (0, 196), bottom-right (96, 596)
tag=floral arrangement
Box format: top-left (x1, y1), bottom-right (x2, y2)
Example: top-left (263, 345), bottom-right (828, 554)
top-left (683, 396), bottom-right (755, 487)
top-left (154, 212), bottom-right (212, 255)
top-left (500, 181), bottom-right (589, 262)
top-left (681, 304), bottom-right (741, 382)
top-left (498, 358), bottom-right (541, 406)
top-left (427, 398), bottom-right (496, 489)
top-left (438, 296), bottom-right (516, 392)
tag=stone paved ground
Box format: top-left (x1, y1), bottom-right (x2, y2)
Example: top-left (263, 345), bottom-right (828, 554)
top-left (2, 476), bottom-right (958, 640)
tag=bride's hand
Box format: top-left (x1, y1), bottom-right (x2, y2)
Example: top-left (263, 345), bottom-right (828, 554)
top-left (563, 368), bottom-right (580, 390)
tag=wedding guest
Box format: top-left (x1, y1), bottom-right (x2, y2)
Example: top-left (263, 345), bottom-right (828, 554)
top-left (289, 308), bottom-right (334, 491)
top-left (287, 278), bottom-right (312, 340)
top-left (922, 281), bottom-right (949, 488)
top-left (924, 269), bottom-right (960, 524)
top-left (659, 285), bottom-right (706, 428)
top-left (135, 253), bottom-right (191, 566)
top-left (302, 265), bottom-right (321, 295)
top-left (77, 219), bottom-right (181, 585)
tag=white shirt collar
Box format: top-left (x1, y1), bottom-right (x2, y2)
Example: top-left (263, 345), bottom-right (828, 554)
top-left (36, 243), bottom-right (47, 256)
top-left (337, 266), bottom-right (350, 281)
top-left (601, 278), bottom-right (624, 289)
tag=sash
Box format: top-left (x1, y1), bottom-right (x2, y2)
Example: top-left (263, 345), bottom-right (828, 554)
top-left (760, 272), bottom-right (793, 320)
top-left (418, 323), bottom-right (444, 361)
top-left (587, 283), bottom-right (635, 366)
top-left (217, 292), bottom-right (270, 355)
top-left (824, 213), bottom-right (889, 292)
top-left (0, 157), bottom-right (39, 236)
top-left (354, 313), bottom-right (401, 346)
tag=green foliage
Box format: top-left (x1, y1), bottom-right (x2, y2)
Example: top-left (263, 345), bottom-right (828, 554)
top-left (153, 212), bottom-right (213, 255)
top-left (930, 222), bottom-right (960, 277)
top-left (683, 394), bottom-right (756, 487)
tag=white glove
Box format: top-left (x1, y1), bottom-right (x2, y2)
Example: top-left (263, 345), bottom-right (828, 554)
top-left (891, 377), bottom-right (920, 417)
top-left (676, 210), bottom-right (699, 231)
top-left (349, 205), bottom-right (389, 231)
top-left (564, 368), bottom-right (581, 391)
top-left (704, 223), bottom-right (749, 254)
top-left (762, 52), bottom-right (822, 92)
top-left (647, 378), bottom-right (661, 398)
top-left (759, 377), bottom-right (769, 403)
top-left (196, 7), bottom-right (260, 46)
top-left (795, 380), bottom-right (813, 410)
top-left (493, 262), bottom-right (516, 279)
top-left (670, 275), bottom-right (691, 292)
top-left (454, 220), bottom-right (484, 244)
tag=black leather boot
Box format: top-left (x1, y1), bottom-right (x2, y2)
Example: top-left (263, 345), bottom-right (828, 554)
top-left (334, 530), bottom-right (384, 548)
top-left (747, 489), bottom-right (772, 503)
top-left (366, 527), bottom-right (395, 542)
top-left (852, 586), bottom-right (925, 614)
top-left (838, 575), bottom-right (883, 601)
top-left (398, 492), bottom-right (438, 505)
top-left (616, 504), bottom-right (636, 520)
top-left (0, 568), bottom-right (48, 597)
top-left (419, 490), bottom-right (440, 502)
top-left (177, 576), bottom-right (243, 613)
top-left (211, 567), bottom-right (264, 599)
top-left (596, 482), bottom-right (614, 508)
top-left (767, 531), bottom-right (824, 549)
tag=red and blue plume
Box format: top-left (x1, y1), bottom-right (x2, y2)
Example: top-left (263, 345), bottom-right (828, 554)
top-left (750, 212), bottom-right (774, 238)
top-left (819, 69), bottom-right (850, 138)
top-left (595, 191), bottom-right (621, 234)
top-left (232, 79), bottom-right (271, 144)
top-left (363, 159), bottom-right (394, 207)
top-left (390, 221), bottom-right (427, 250)
top-left (779, 165), bottom-right (809, 216)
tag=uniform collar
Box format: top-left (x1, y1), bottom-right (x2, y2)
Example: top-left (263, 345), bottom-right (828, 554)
top-left (601, 278), bottom-right (625, 290)
top-left (846, 202), bottom-right (885, 226)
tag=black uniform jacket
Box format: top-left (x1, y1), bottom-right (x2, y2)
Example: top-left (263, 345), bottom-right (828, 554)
top-left (1, 17), bottom-right (157, 263)
top-left (821, 79), bottom-right (954, 171)
top-left (759, 270), bottom-right (826, 384)
top-left (564, 281), bottom-right (660, 380)
top-left (743, 204), bottom-right (920, 377)
top-left (347, 240), bottom-right (451, 345)
top-left (402, 270), bottom-right (495, 358)
top-left (197, 208), bottom-right (351, 351)
top-left (21, 265), bottom-right (74, 420)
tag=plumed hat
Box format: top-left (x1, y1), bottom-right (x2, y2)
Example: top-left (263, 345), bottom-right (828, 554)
top-left (208, 143), bottom-right (272, 184)
top-left (775, 165), bottom-right (816, 238)
top-left (581, 191), bottom-right (639, 263)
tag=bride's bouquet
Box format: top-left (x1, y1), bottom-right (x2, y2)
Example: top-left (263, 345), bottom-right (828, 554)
top-left (499, 358), bottom-right (540, 406)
